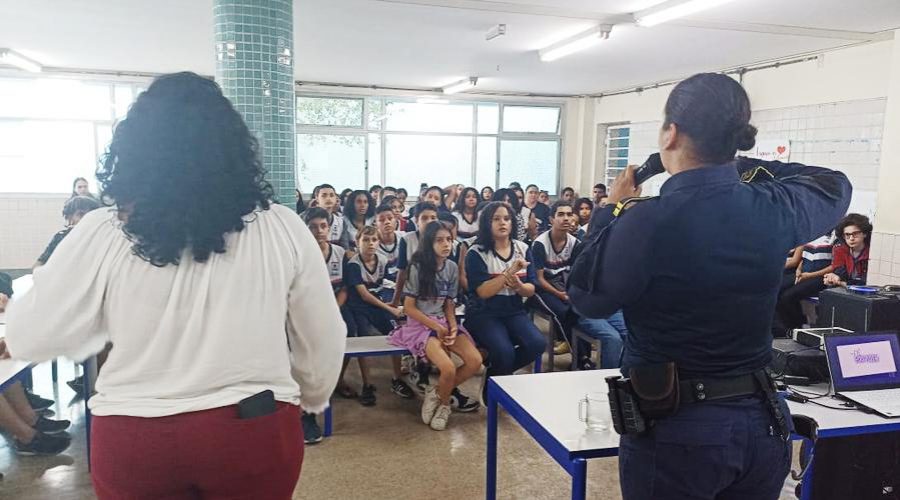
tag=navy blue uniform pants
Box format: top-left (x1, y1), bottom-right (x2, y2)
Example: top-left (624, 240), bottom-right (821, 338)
top-left (619, 395), bottom-right (792, 500)
top-left (466, 312), bottom-right (546, 377)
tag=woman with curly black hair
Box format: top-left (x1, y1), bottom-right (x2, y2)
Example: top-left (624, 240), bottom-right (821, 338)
top-left (4, 72), bottom-right (344, 499)
top-left (825, 213), bottom-right (873, 287)
top-left (343, 189), bottom-right (375, 250)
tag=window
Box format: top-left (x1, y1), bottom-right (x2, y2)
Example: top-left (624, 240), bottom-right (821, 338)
top-left (295, 96), bottom-right (563, 194)
top-left (0, 76), bottom-right (144, 193)
top-left (502, 105), bottom-right (560, 134)
top-left (605, 125), bottom-right (630, 187)
top-left (296, 96), bottom-right (364, 127)
top-left (296, 134), bottom-right (366, 191)
top-left (498, 140), bottom-right (559, 193)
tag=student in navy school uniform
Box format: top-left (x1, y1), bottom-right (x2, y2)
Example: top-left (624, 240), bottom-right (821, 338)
top-left (311, 184), bottom-right (350, 249)
top-left (381, 195), bottom-right (409, 232)
top-left (407, 186), bottom-right (448, 232)
top-left (452, 187), bottom-right (481, 241)
top-left (344, 226), bottom-right (415, 402)
top-left (374, 204), bottom-right (404, 303)
top-left (301, 207), bottom-right (349, 444)
top-left (343, 190), bottom-right (375, 250)
top-left (573, 197), bottom-right (593, 240)
top-left (465, 201), bottom-right (546, 402)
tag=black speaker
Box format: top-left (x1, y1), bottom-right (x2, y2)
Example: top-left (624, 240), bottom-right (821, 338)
top-left (770, 338), bottom-right (829, 383)
top-left (816, 287), bottom-right (900, 332)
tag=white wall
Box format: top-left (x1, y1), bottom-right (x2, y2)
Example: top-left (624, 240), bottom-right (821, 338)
top-left (0, 194), bottom-right (69, 270)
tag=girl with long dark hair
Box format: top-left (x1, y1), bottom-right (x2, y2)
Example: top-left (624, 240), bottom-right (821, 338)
top-left (388, 221), bottom-right (482, 429)
top-left (343, 190), bottom-right (375, 250)
top-left (453, 187), bottom-right (481, 241)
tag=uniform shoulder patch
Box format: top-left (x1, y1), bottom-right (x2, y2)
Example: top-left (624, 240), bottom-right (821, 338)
top-left (613, 196), bottom-right (656, 217)
top-left (740, 165), bottom-right (775, 183)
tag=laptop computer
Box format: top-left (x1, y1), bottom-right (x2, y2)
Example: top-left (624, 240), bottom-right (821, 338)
top-left (824, 331), bottom-right (900, 418)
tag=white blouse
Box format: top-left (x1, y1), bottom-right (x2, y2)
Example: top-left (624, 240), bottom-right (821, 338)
top-left (5, 204), bottom-right (345, 418)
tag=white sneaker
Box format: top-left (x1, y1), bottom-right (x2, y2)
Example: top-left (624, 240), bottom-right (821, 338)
top-left (421, 387), bottom-right (441, 425)
top-left (430, 404), bottom-right (452, 431)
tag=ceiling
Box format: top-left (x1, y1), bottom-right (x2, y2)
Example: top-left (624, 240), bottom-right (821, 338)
top-left (0, 0), bottom-right (898, 95)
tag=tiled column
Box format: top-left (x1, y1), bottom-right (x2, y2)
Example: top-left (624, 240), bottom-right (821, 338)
top-left (868, 30), bottom-right (900, 285)
top-left (214, 0), bottom-right (295, 202)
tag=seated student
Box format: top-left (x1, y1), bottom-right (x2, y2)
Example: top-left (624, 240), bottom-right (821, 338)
top-left (453, 187), bottom-right (481, 241)
top-left (300, 207), bottom-right (349, 443)
top-left (491, 189), bottom-right (530, 243)
top-left (522, 184), bottom-right (551, 238)
top-left (407, 186), bottom-right (447, 232)
top-left (311, 184), bottom-right (350, 248)
top-left (345, 226), bottom-right (415, 401)
top-left (560, 187), bottom-right (576, 203)
top-left (774, 234), bottom-right (833, 336)
top-left (573, 197), bottom-right (593, 240)
top-left (396, 188), bottom-right (410, 217)
top-left (465, 201), bottom-right (546, 401)
top-left (438, 211), bottom-right (469, 295)
top-left (368, 185), bottom-right (382, 206)
top-left (34, 196), bottom-right (102, 268)
top-left (338, 188), bottom-right (353, 211)
top-left (824, 213), bottom-right (872, 287)
top-left (0, 373), bottom-right (71, 455)
top-left (531, 201), bottom-right (582, 356)
top-left (374, 204), bottom-right (404, 302)
top-left (343, 190), bottom-right (375, 250)
top-left (392, 202), bottom-right (440, 308)
top-left (381, 195), bottom-right (409, 232)
top-left (381, 186), bottom-right (397, 200)
top-left (539, 190), bottom-right (550, 206)
top-left (481, 186), bottom-right (494, 202)
top-left (388, 222), bottom-right (481, 429)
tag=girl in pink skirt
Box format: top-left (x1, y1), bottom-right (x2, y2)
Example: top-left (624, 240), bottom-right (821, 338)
top-left (388, 221), bottom-right (482, 430)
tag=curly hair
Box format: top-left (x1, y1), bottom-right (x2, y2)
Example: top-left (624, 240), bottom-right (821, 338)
top-left (834, 213), bottom-right (873, 246)
top-left (96, 72), bottom-right (274, 266)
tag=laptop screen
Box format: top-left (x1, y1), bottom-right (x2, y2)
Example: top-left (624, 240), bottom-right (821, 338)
top-left (825, 332), bottom-right (900, 392)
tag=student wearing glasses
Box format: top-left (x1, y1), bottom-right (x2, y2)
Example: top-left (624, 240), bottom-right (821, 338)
top-left (824, 214), bottom-right (872, 287)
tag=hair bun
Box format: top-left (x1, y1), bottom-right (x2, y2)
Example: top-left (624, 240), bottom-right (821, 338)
top-left (734, 124), bottom-right (757, 151)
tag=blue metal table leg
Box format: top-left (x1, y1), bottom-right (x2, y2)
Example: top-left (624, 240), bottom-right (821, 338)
top-left (323, 404), bottom-right (333, 437)
top-left (82, 356), bottom-right (97, 471)
top-left (534, 353), bottom-right (542, 373)
top-left (486, 382), bottom-right (498, 500)
top-left (571, 458), bottom-right (587, 500)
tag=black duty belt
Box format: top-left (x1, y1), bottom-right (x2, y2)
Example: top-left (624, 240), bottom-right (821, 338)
top-left (679, 374), bottom-right (762, 404)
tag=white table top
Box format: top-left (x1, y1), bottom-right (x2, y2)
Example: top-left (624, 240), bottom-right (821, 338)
top-left (492, 369), bottom-right (621, 454)
top-left (786, 384), bottom-right (900, 435)
top-left (0, 358), bottom-right (31, 387)
top-left (345, 335), bottom-right (407, 356)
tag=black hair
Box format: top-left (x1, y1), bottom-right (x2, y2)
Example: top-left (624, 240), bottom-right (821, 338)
top-left (422, 185), bottom-right (444, 202)
top-left (593, 183), bottom-right (606, 191)
top-left (375, 203), bottom-right (395, 216)
top-left (383, 185), bottom-right (396, 192)
top-left (834, 213), bottom-right (873, 247)
top-left (71, 177), bottom-right (91, 197)
top-left (343, 190), bottom-right (375, 221)
top-left (475, 201), bottom-right (518, 251)
top-left (491, 188), bottom-right (521, 212)
top-left (413, 201), bottom-right (439, 221)
top-left (396, 188), bottom-right (408, 197)
top-left (63, 195), bottom-right (101, 219)
top-left (481, 186), bottom-right (494, 196)
top-left (664, 73), bottom-right (757, 164)
top-left (562, 187), bottom-right (575, 195)
top-left (96, 72), bottom-right (274, 266)
top-left (369, 184), bottom-right (382, 192)
top-left (409, 221), bottom-right (452, 300)
top-left (302, 207), bottom-right (330, 225)
top-left (314, 183), bottom-right (336, 197)
top-left (508, 182), bottom-right (521, 189)
top-left (454, 187), bottom-right (481, 214)
top-left (339, 188), bottom-right (353, 205)
top-left (438, 211), bottom-right (457, 227)
top-left (525, 184), bottom-right (539, 192)
top-left (549, 200), bottom-right (573, 218)
top-left (574, 197), bottom-right (593, 225)
top-left (379, 194), bottom-right (400, 208)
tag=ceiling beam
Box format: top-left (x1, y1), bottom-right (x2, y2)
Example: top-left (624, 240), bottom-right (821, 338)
top-left (372, 0), bottom-right (893, 41)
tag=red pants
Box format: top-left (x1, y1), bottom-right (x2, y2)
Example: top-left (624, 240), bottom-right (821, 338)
top-left (91, 402), bottom-right (304, 500)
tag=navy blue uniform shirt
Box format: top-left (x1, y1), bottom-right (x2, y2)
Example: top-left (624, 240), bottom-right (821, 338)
top-left (569, 158), bottom-right (851, 378)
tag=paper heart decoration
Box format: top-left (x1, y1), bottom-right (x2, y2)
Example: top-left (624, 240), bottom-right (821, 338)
top-left (776, 146), bottom-right (786, 155)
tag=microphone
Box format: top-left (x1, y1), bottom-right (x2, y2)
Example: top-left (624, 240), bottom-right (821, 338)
top-left (633, 153), bottom-right (665, 185)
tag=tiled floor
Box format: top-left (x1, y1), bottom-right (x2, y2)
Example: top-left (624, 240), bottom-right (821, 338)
top-left (1, 355), bottom-right (800, 500)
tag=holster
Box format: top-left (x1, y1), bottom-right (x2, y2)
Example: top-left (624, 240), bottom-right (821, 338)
top-left (606, 362), bottom-right (680, 436)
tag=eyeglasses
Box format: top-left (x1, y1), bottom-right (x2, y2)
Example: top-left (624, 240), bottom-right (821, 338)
top-left (843, 230), bottom-right (864, 239)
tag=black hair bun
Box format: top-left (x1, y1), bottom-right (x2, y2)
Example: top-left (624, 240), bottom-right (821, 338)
top-left (735, 124), bottom-right (757, 151)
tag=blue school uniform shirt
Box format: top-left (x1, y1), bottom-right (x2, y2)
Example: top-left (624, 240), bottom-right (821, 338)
top-left (324, 243), bottom-right (346, 295)
top-left (344, 253), bottom-right (388, 307)
top-left (465, 239), bottom-right (536, 317)
top-left (531, 230), bottom-right (581, 292)
top-left (397, 231), bottom-right (420, 271)
top-left (377, 231), bottom-right (405, 282)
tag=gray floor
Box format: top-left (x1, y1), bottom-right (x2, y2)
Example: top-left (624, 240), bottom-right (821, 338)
top-left (1, 348), bottom-right (800, 499)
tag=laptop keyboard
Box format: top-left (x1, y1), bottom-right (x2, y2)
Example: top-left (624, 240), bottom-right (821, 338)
top-left (845, 389), bottom-right (900, 415)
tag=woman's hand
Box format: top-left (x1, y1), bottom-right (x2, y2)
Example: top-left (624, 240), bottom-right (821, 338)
top-left (434, 323), bottom-right (450, 341)
top-left (388, 306), bottom-right (404, 319)
top-left (607, 165), bottom-right (642, 207)
top-left (506, 258), bottom-right (528, 276)
top-left (443, 325), bottom-right (458, 346)
top-left (505, 273), bottom-right (525, 292)
top-left (795, 272), bottom-right (810, 284)
top-left (823, 273), bottom-right (844, 287)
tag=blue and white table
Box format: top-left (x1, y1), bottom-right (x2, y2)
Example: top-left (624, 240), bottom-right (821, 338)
top-left (486, 369), bottom-right (620, 500)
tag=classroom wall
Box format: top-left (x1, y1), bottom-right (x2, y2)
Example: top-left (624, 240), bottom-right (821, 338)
top-left (0, 194), bottom-right (68, 270)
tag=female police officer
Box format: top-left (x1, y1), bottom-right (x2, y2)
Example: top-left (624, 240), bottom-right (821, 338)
top-left (569, 73), bottom-right (851, 499)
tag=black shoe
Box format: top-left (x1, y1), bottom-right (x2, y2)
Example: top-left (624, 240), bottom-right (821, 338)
top-left (32, 416), bottom-right (71, 435)
top-left (36, 409), bottom-right (55, 418)
top-left (67, 377), bottom-right (85, 397)
top-left (15, 432), bottom-right (71, 456)
top-left (359, 384), bottom-right (377, 407)
top-left (391, 378), bottom-right (415, 399)
top-left (25, 392), bottom-right (54, 411)
top-left (579, 358), bottom-right (597, 371)
top-left (301, 413), bottom-right (323, 445)
top-left (450, 388), bottom-right (480, 413)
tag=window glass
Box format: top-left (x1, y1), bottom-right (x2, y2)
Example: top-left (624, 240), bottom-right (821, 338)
top-left (502, 106), bottom-right (560, 134)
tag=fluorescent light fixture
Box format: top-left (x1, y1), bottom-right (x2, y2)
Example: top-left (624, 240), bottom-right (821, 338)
top-left (538, 25), bottom-right (612, 63)
top-left (635, 0), bottom-right (738, 27)
top-left (486, 24), bottom-right (507, 41)
top-left (0, 48), bottom-right (42, 72)
top-left (442, 77), bottom-right (477, 94)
